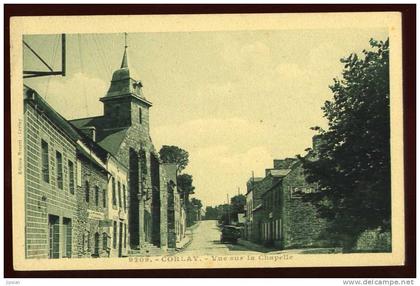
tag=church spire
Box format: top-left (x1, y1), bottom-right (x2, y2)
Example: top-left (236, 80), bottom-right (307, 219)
top-left (120, 32), bottom-right (128, 68)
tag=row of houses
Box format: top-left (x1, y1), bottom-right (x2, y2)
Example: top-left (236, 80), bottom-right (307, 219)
top-left (244, 137), bottom-right (329, 249)
top-left (23, 46), bottom-right (187, 259)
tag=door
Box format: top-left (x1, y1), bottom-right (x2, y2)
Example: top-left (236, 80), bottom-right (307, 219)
top-left (118, 222), bottom-right (123, 257)
top-left (48, 215), bottom-right (60, 259)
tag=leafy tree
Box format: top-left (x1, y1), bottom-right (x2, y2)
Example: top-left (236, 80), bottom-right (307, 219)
top-left (230, 194), bottom-right (246, 214)
top-left (159, 145), bottom-right (189, 172)
top-left (177, 173), bottom-right (195, 198)
top-left (190, 197), bottom-right (203, 210)
top-left (300, 39), bottom-right (390, 251)
top-left (205, 206), bottom-right (219, 220)
top-left (186, 198), bottom-right (203, 226)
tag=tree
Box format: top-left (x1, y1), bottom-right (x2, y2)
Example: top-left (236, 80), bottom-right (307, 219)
top-left (190, 198), bottom-right (203, 210)
top-left (230, 194), bottom-right (246, 214)
top-left (159, 145), bottom-right (189, 172)
top-left (205, 206), bottom-right (219, 220)
top-left (229, 194), bottom-right (246, 222)
top-left (300, 39), bottom-right (390, 251)
top-left (177, 173), bottom-right (195, 197)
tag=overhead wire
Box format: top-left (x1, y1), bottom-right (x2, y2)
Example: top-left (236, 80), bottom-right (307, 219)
top-left (78, 34), bottom-right (89, 116)
top-left (44, 34), bottom-right (60, 101)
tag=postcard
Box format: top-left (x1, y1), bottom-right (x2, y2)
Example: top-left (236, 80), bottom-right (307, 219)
top-left (9, 12), bottom-right (404, 271)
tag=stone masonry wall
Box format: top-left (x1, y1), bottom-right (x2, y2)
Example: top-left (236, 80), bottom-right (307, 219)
top-left (24, 102), bottom-right (78, 258)
top-left (76, 156), bottom-right (109, 258)
top-left (282, 163), bottom-right (327, 249)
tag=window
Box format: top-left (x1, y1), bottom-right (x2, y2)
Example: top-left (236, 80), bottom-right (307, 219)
top-left (113, 221), bottom-right (117, 249)
top-left (118, 181), bottom-right (122, 208)
top-left (94, 232), bottom-right (100, 257)
top-left (103, 189), bottom-right (107, 208)
top-left (123, 224), bottom-right (127, 248)
top-left (41, 140), bottom-right (50, 183)
top-left (103, 233), bottom-right (108, 250)
top-left (123, 185), bottom-right (127, 212)
top-left (95, 186), bottom-right (99, 206)
top-left (85, 181), bottom-right (90, 203)
top-left (112, 177), bottom-right (116, 206)
top-left (68, 160), bottom-right (75, 194)
top-left (138, 107), bottom-right (142, 124)
top-left (140, 150), bottom-right (147, 175)
top-left (63, 218), bottom-right (72, 258)
top-left (56, 151), bottom-right (63, 189)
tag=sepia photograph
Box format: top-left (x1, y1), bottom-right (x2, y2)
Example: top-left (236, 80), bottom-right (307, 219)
top-left (8, 11), bottom-right (407, 272)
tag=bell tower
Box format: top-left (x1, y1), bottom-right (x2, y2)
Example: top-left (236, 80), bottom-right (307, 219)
top-left (100, 33), bottom-right (152, 131)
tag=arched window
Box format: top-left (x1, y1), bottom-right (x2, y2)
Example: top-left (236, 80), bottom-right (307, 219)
top-left (103, 233), bottom-right (108, 250)
top-left (85, 181), bottom-right (90, 203)
top-left (103, 189), bottom-right (107, 208)
top-left (112, 177), bottom-right (116, 206)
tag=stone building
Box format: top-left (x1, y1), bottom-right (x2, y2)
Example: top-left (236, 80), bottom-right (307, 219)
top-left (250, 169), bottom-right (290, 244)
top-left (260, 160), bottom-right (296, 248)
top-left (244, 177), bottom-right (262, 241)
top-left (105, 156), bottom-right (129, 257)
top-left (74, 140), bottom-right (109, 258)
top-left (279, 160), bottom-right (327, 249)
top-left (69, 46), bottom-right (168, 252)
top-left (24, 86), bottom-right (79, 259)
top-left (257, 139), bottom-right (328, 249)
top-left (162, 163), bottom-right (186, 249)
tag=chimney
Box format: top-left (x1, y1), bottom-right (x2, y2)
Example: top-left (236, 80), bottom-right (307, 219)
top-left (273, 158), bottom-right (297, 169)
top-left (80, 126), bottom-right (96, 142)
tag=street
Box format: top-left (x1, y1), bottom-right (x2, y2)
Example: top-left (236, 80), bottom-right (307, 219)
top-left (175, 220), bottom-right (261, 256)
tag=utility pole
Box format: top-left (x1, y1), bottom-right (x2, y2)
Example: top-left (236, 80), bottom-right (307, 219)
top-left (227, 193), bottom-right (230, 225)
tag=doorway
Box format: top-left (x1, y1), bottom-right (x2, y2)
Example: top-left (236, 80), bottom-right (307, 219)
top-left (48, 215), bottom-right (60, 259)
top-left (118, 221), bottom-right (123, 257)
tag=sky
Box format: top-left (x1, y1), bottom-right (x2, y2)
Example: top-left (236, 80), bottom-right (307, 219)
top-left (23, 28), bottom-right (388, 207)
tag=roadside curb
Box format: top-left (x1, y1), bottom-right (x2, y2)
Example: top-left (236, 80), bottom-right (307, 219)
top-left (237, 239), bottom-right (276, 253)
top-left (166, 221), bottom-right (201, 255)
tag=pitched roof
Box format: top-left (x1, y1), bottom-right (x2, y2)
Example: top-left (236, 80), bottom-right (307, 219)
top-left (269, 169), bottom-right (292, 177)
top-left (69, 116), bottom-right (129, 156)
top-left (24, 85), bottom-right (81, 142)
top-left (96, 128), bottom-right (129, 155)
top-left (69, 115), bottom-right (105, 129)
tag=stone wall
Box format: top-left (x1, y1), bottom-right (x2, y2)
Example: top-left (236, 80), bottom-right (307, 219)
top-left (75, 155), bottom-right (109, 258)
top-left (24, 102), bottom-right (78, 258)
top-left (282, 163), bottom-right (327, 249)
top-left (355, 228), bottom-right (391, 252)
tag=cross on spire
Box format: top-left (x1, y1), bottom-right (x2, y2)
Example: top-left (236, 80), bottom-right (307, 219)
top-left (120, 32), bottom-right (129, 68)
